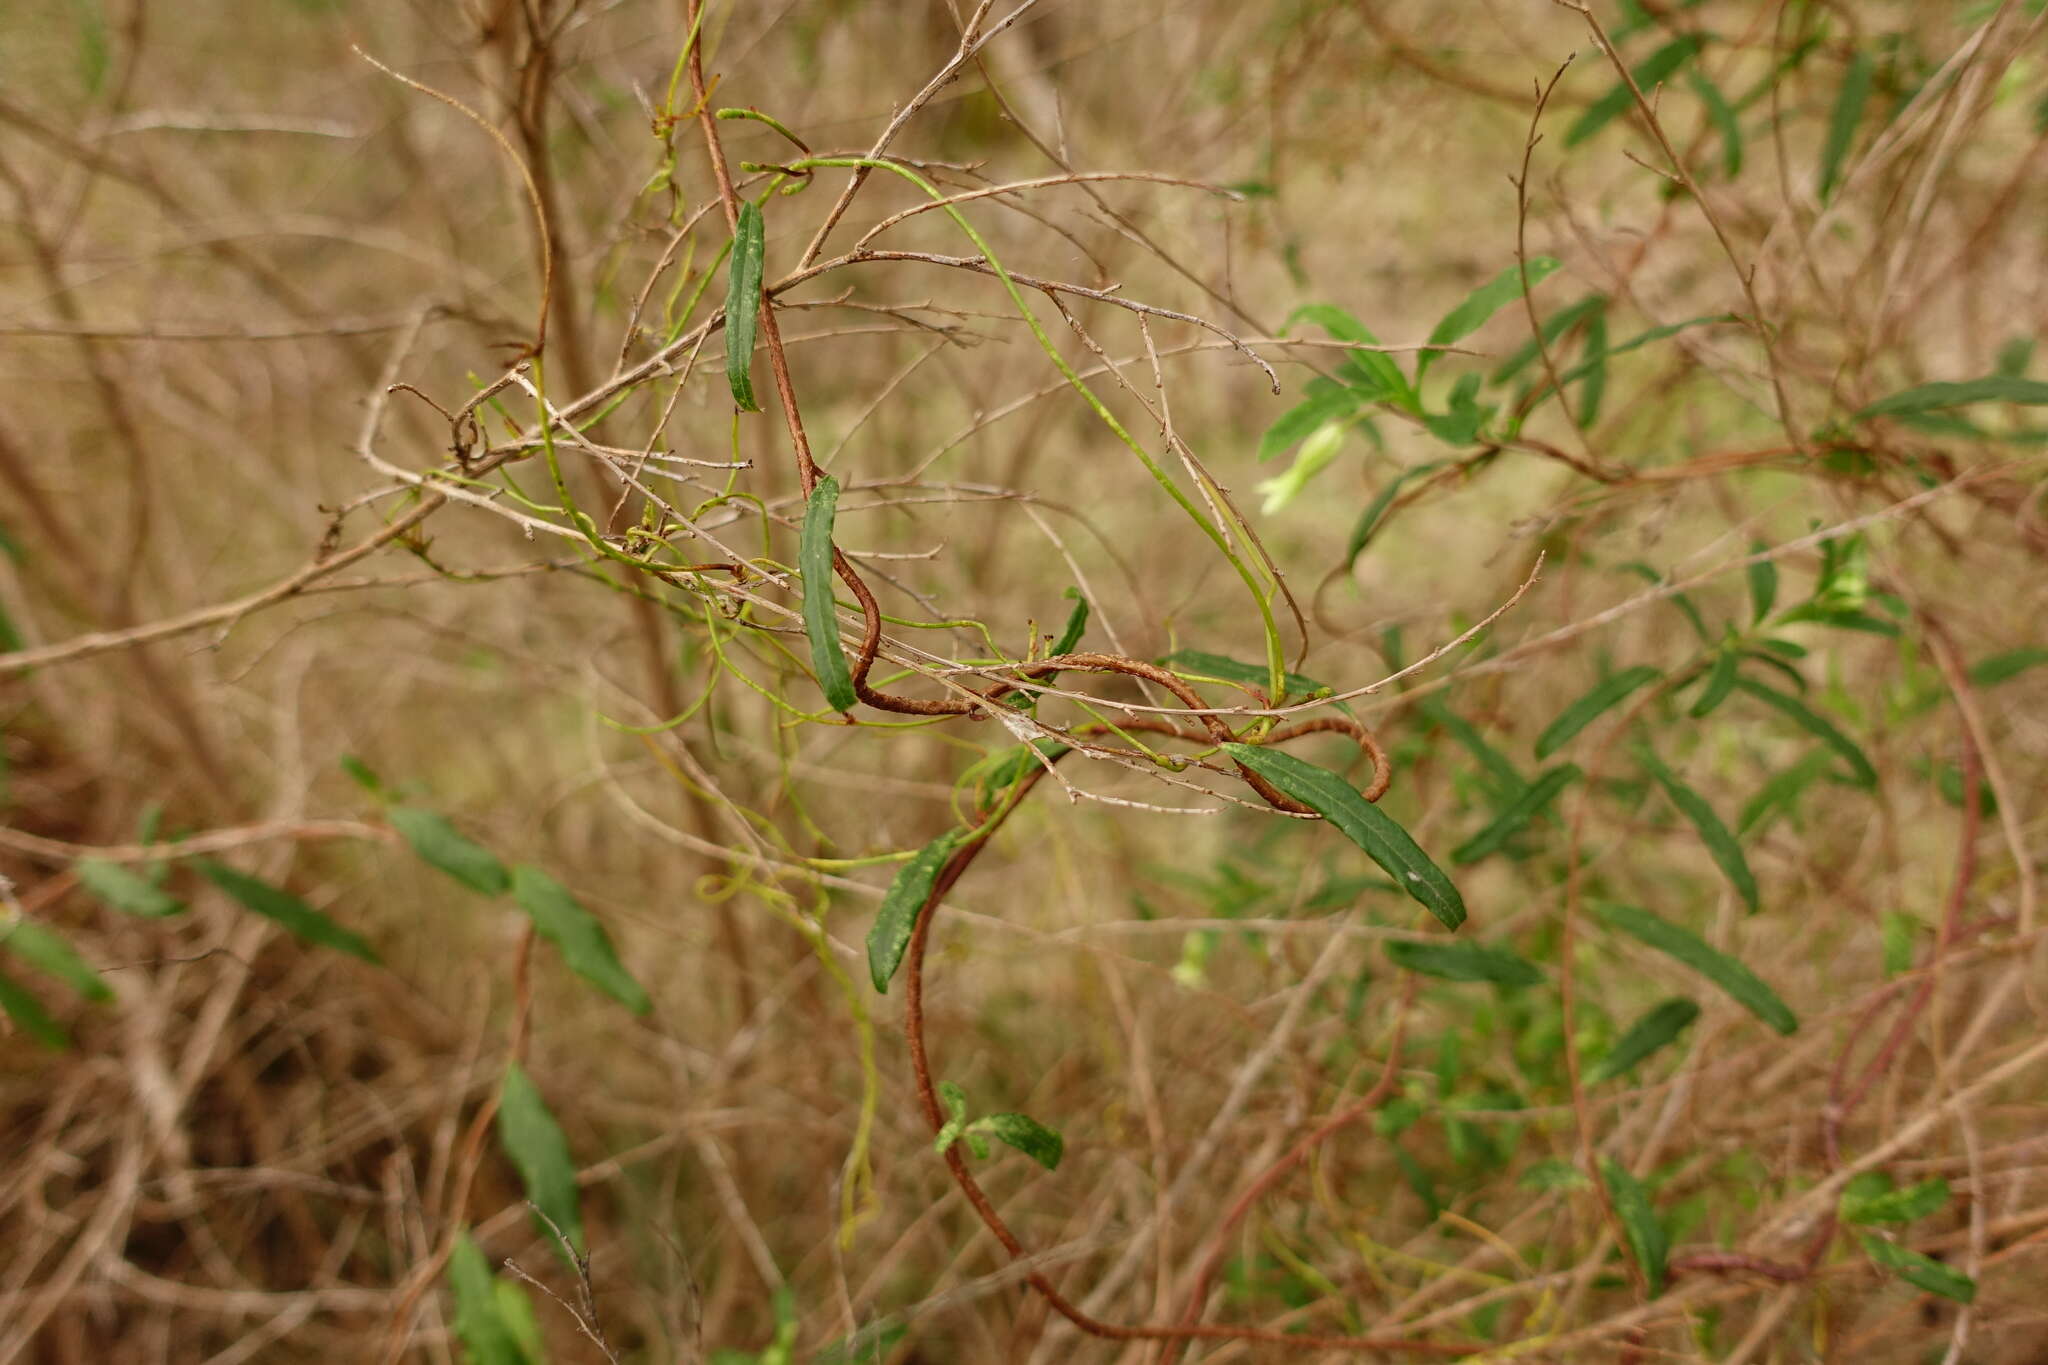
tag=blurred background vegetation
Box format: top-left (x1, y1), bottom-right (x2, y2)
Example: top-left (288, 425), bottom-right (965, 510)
top-left (2, 1), bottom-right (2046, 1361)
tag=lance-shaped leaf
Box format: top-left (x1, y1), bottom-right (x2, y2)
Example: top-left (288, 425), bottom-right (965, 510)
top-left (1535, 666), bottom-right (1661, 759)
top-left (867, 829), bottom-right (966, 992)
top-left (1968, 646), bottom-right (2048, 686)
top-left (75, 858), bottom-right (184, 917)
top-left (1688, 651), bottom-right (1739, 719)
top-left (498, 1061), bottom-right (584, 1258)
top-left (390, 808), bottom-right (509, 896)
top-left (1688, 70), bottom-right (1743, 178)
top-left (1639, 750), bottom-right (1759, 913)
top-left (194, 860), bottom-right (378, 962)
top-left (1748, 540), bottom-right (1778, 622)
top-left (1260, 381), bottom-right (1360, 462)
top-left (724, 200), bottom-right (765, 411)
top-left (1417, 258), bottom-right (1560, 383)
top-left (1491, 294), bottom-right (1606, 385)
top-left (1554, 313), bottom-right (1739, 390)
top-left (975, 1112), bottom-right (1064, 1170)
top-left (0, 968), bottom-right (68, 1049)
top-left (1841, 1173), bottom-right (1950, 1226)
top-left (1566, 36), bottom-right (1705, 147)
top-left (1860, 1234), bottom-right (1975, 1303)
top-left (1591, 997), bottom-right (1700, 1082)
top-left (1855, 375), bottom-right (2048, 421)
top-left (510, 866), bottom-right (651, 1014)
top-left (1224, 744), bottom-right (1465, 930)
top-left (1452, 763), bottom-right (1580, 864)
top-left (1385, 939), bottom-right (1542, 986)
top-left (801, 474), bottom-right (858, 714)
top-left (1160, 649), bottom-right (1340, 707)
top-left (448, 1232), bottom-right (544, 1365)
top-left (1601, 1157), bottom-right (1670, 1296)
top-left (1731, 678), bottom-right (1877, 788)
top-left (1818, 50), bottom-right (1874, 204)
top-left (0, 919), bottom-right (111, 1001)
top-left (1597, 903), bottom-right (1796, 1034)
top-left (1283, 304), bottom-right (1412, 406)
top-left (1049, 588), bottom-right (1089, 656)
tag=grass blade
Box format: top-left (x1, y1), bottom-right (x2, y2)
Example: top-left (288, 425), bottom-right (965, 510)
top-left (195, 859), bottom-right (379, 963)
top-left (724, 200), bottom-right (765, 411)
top-left (75, 858), bottom-right (185, 918)
top-left (1639, 750), bottom-right (1759, 912)
top-left (1590, 997), bottom-right (1700, 1082)
top-left (498, 1061), bottom-right (585, 1258)
top-left (1224, 744), bottom-right (1465, 930)
top-left (867, 829), bottom-right (965, 991)
top-left (510, 865), bottom-right (651, 1014)
top-left (1597, 903), bottom-right (1797, 1034)
top-left (1384, 939), bottom-right (1542, 986)
top-left (1418, 259), bottom-right (1560, 383)
top-left (1451, 763), bottom-right (1580, 865)
top-left (802, 474), bottom-right (858, 714)
top-left (1731, 677), bottom-right (1877, 788)
top-left (1535, 665), bottom-right (1661, 759)
top-left (1601, 1157), bottom-right (1670, 1295)
top-left (390, 808), bottom-right (509, 896)
top-left (1818, 50), bottom-right (1874, 204)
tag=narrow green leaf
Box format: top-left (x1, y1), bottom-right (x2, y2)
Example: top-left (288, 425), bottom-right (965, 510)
top-left (1418, 258), bottom-right (1560, 383)
top-left (1566, 36), bottom-right (1705, 147)
top-left (1860, 1234), bottom-right (1975, 1303)
top-left (0, 968), bottom-right (69, 1049)
top-left (339, 754), bottom-right (386, 797)
top-left (1576, 307), bottom-right (1610, 425)
top-left (1159, 650), bottom-right (1340, 706)
top-left (972, 739), bottom-right (1072, 808)
top-left (1597, 903), bottom-right (1797, 1034)
top-left (1739, 749), bottom-right (1835, 835)
top-left (0, 919), bottom-right (111, 1000)
top-left (1688, 69), bottom-right (1743, 177)
top-left (1856, 375), bottom-right (2048, 420)
top-left (1259, 384), bottom-right (1359, 462)
top-left (1421, 696), bottom-right (1528, 796)
top-left (975, 1112), bottom-right (1064, 1170)
top-left (1591, 997), bottom-right (1700, 1082)
top-left (1818, 50), bottom-right (1874, 204)
top-left (1521, 1158), bottom-right (1592, 1193)
top-left (1049, 588), bottom-right (1089, 656)
top-left (1344, 461), bottom-right (1448, 566)
top-left (724, 200), bottom-right (765, 411)
top-left (1842, 1175), bottom-right (1950, 1226)
top-left (75, 858), bottom-right (184, 918)
top-left (498, 1061), bottom-right (585, 1257)
top-left (1731, 677), bottom-right (1877, 788)
top-left (1257, 419), bottom-right (1348, 512)
top-left (1881, 911), bottom-right (1918, 977)
top-left (1639, 752), bottom-right (1759, 913)
top-left (389, 808), bottom-right (509, 896)
top-left (1554, 313), bottom-right (1739, 389)
top-left (1225, 744), bottom-right (1465, 930)
top-left (1601, 1157), bottom-right (1670, 1296)
top-left (1491, 294), bottom-right (1606, 384)
top-left (1283, 304), bottom-right (1411, 404)
top-left (867, 829), bottom-right (965, 992)
top-left (1747, 540), bottom-right (1777, 622)
top-left (510, 866), bottom-right (651, 1014)
top-left (0, 603), bottom-right (21, 655)
top-left (448, 1232), bottom-right (542, 1365)
top-left (801, 474), bottom-right (858, 714)
top-left (1688, 651), bottom-right (1739, 718)
top-left (1968, 646), bottom-right (2048, 687)
top-left (1535, 666), bottom-right (1662, 759)
top-left (1384, 940), bottom-right (1542, 986)
top-left (1452, 763), bottom-right (1580, 864)
top-left (73, 0), bottom-right (109, 96)
top-left (195, 860), bottom-right (379, 963)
